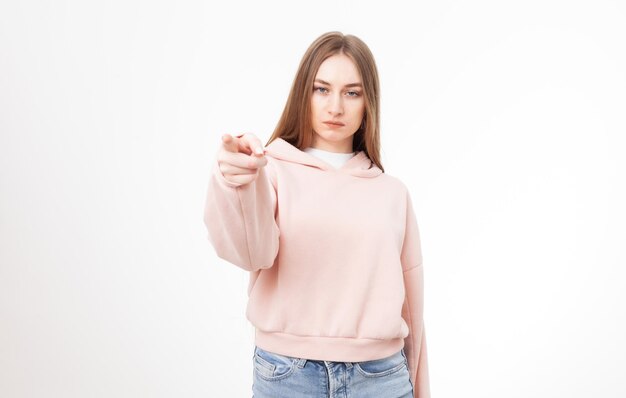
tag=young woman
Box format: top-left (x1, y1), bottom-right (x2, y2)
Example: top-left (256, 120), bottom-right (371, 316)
top-left (204, 31), bottom-right (430, 398)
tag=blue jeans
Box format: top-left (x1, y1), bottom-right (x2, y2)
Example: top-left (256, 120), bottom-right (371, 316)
top-left (252, 345), bottom-right (414, 398)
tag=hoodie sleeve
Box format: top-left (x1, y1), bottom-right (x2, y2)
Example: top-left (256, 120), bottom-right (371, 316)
top-left (400, 188), bottom-right (430, 398)
top-left (203, 153), bottom-right (280, 272)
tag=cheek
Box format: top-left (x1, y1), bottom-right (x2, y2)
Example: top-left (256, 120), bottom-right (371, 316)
top-left (349, 101), bottom-right (366, 121)
top-left (310, 97), bottom-right (323, 117)
top-left (310, 103), bottom-right (319, 126)
top-left (309, 96), bottom-right (317, 112)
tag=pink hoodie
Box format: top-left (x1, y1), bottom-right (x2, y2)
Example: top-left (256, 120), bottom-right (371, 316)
top-left (203, 137), bottom-right (430, 397)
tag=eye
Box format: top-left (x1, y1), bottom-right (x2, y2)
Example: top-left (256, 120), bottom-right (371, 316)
top-left (314, 86), bottom-right (329, 94)
top-left (346, 90), bottom-right (361, 97)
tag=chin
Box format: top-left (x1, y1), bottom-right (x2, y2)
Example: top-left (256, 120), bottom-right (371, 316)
top-left (314, 129), bottom-right (355, 142)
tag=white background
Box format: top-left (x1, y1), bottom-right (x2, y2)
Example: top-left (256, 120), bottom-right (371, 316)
top-left (1, 1), bottom-right (625, 397)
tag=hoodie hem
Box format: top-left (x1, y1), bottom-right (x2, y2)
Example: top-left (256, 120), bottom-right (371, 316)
top-left (255, 329), bottom-right (405, 362)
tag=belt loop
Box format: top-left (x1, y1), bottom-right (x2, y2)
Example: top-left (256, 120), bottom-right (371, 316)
top-left (295, 358), bottom-right (307, 368)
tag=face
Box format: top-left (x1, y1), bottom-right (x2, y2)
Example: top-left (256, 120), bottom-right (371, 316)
top-left (310, 53), bottom-right (366, 153)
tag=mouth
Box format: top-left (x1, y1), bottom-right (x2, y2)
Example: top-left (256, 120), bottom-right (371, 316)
top-left (323, 121), bottom-right (345, 127)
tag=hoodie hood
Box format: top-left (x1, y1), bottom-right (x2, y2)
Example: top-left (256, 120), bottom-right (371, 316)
top-left (265, 137), bottom-right (382, 178)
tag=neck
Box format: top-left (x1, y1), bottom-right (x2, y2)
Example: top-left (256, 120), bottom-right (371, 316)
top-left (310, 134), bottom-right (354, 153)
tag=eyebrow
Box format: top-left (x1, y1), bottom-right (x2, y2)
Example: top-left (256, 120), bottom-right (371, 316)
top-left (314, 78), bottom-right (363, 88)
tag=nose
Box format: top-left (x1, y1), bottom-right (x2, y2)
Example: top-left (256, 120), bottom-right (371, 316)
top-left (327, 92), bottom-right (344, 116)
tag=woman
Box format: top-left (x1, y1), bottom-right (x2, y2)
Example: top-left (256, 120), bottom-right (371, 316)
top-left (204, 31), bottom-right (430, 398)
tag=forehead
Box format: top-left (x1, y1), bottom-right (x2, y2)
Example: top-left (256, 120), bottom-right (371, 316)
top-left (315, 53), bottom-right (361, 84)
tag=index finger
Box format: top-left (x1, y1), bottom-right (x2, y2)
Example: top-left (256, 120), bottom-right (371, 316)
top-left (221, 133), bottom-right (238, 152)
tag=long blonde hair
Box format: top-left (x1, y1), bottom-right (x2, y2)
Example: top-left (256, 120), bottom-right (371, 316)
top-left (266, 31), bottom-right (384, 172)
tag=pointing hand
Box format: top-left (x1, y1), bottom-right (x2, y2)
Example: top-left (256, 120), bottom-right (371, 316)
top-left (217, 133), bottom-right (268, 186)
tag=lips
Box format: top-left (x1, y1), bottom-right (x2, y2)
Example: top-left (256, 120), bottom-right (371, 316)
top-left (323, 121), bottom-right (345, 126)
